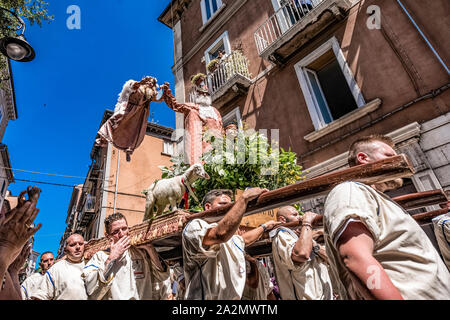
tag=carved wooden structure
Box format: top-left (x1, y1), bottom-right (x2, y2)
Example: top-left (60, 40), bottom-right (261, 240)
top-left (84, 154), bottom-right (420, 260)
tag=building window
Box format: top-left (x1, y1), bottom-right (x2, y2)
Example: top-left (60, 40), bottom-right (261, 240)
top-left (1, 180), bottom-right (5, 196)
top-left (294, 37), bottom-right (365, 130)
top-left (201, 0), bottom-right (223, 25)
top-left (204, 31), bottom-right (231, 65)
top-left (163, 140), bottom-right (174, 156)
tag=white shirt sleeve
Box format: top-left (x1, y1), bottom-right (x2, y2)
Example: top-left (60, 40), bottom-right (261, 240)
top-left (324, 182), bottom-right (381, 245)
top-left (82, 251), bottom-right (113, 299)
top-left (30, 271), bottom-right (55, 300)
top-left (273, 230), bottom-right (304, 271)
top-left (182, 219), bottom-right (221, 260)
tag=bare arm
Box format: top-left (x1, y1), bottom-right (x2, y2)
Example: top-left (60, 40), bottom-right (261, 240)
top-left (291, 212), bottom-right (316, 264)
top-left (161, 83), bottom-right (193, 116)
top-left (203, 188), bottom-right (268, 247)
top-left (7, 243), bottom-right (31, 299)
top-left (241, 220), bottom-right (281, 246)
top-left (337, 221), bottom-right (403, 300)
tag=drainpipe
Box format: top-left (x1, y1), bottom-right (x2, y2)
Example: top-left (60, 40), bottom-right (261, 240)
top-left (98, 143), bottom-right (112, 237)
top-left (113, 150), bottom-right (120, 214)
top-left (396, 0), bottom-right (449, 74)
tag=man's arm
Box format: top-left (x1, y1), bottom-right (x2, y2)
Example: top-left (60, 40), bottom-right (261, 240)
top-left (337, 221), bottom-right (403, 300)
top-left (291, 212), bottom-right (317, 264)
top-left (6, 243), bottom-right (31, 299)
top-left (0, 189), bottom-right (41, 290)
top-left (241, 220), bottom-right (281, 246)
top-left (203, 188), bottom-right (268, 247)
top-left (161, 83), bottom-right (192, 116)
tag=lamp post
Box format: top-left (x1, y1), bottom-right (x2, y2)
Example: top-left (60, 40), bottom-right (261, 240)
top-left (0, 7), bottom-right (36, 62)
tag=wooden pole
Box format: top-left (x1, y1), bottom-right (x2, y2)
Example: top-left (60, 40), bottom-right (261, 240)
top-left (187, 154), bottom-right (414, 223)
top-left (392, 189), bottom-right (448, 210)
top-left (84, 154), bottom-right (415, 259)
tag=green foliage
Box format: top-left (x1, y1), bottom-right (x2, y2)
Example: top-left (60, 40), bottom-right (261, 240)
top-left (158, 127), bottom-right (305, 211)
top-left (207, 58), bottom-right (220, 72)
top-left (0, 0), bottom-right (53, 83)
top-left (0, 0), bottom-right (53, 39)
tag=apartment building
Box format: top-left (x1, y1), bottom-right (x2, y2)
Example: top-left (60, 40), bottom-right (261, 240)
top-left (58, 110), bottom-right (175, 254)
top-left (158, 0), bottom-right (449, 215)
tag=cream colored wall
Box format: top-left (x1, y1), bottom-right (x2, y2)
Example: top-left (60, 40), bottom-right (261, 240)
top-left (105, 134), bottom-right (173, 228)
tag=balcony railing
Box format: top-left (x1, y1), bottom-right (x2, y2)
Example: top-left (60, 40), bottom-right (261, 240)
top-left (188, 51), bottom-right (252, 108)
top-left (254, 0), bottom-right (323, 55)
top-left (207, 51), bottom-right (251, 96)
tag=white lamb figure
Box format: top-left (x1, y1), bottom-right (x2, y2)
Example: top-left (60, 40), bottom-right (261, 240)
top-left (143, 163), bottom-right (210, 221)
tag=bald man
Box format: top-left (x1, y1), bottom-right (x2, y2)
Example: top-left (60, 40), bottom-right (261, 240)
top-left (21, 251), bottom-right (55, 300)
top-left (271, 206), bottom-right (333, 300)
top-left (32, 234), bottom-right (88, 300)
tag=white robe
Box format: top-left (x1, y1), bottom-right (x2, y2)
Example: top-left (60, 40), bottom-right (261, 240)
top-left (272, 227), bottom-right (333, 300)
top-left (82, 247), bottom-right (171, 300)
top-left (31, 260), bottom-right (87, 300)
top-left (182, 219), bottom-right (247, 300)
top-left (433, 213), bottom-right (450, 271)
top-left (21, 272), bottom-right (46, 300)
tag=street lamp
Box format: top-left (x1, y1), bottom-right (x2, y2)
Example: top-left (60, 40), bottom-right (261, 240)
top-left (0, 7), bottom-right (35, 62)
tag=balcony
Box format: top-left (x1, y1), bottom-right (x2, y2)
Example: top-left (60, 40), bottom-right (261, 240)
top-left (254, 0), bottom-right (352, 64)
top-left (206, 50), bottom-right (252, 109)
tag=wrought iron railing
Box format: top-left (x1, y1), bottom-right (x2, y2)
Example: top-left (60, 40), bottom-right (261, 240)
top-left (207, 50), bottom-right (251, 95)
top-left (254, 0), bottom-right (323, 55)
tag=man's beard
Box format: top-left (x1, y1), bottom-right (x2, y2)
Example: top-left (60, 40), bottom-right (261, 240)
top-left (374, 178), bottom-right (404, 192)
top-left (194, 93), bottom-right (212, 107)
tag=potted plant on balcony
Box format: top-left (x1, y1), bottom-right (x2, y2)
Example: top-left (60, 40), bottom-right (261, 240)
top-left (190, 73), bottom-right (207, 87)
top-left (207, 58), bottom-right (220, 73)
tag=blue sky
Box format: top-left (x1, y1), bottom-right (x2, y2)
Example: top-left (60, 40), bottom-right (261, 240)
top-left (4, 0), bottom-right (176, 258)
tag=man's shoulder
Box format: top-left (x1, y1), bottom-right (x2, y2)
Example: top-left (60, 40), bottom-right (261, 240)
top-left (272, 227), bottom-right (297, 242)
top-left (24, 272), bottom-right (44, 282)
top-left (183, 218), bottom-right (216, 234)
top-left (331, 181), bottom-right (370, 192)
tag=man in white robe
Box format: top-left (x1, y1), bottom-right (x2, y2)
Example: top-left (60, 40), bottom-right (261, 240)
top-left (83, 212), bottom-right (171, 300)
top-left (32, 234), bottom-right (88, 300)
top-left (21, 251), bottom-right (54, 300)
top-left (272, 207), bottom-right (334, 300)
top-left (323, 135), bottom-right (450, 299)
top-left (183, 188), bottom-right (280, 300)
top-left (432, 209), bottom-right (450, 271)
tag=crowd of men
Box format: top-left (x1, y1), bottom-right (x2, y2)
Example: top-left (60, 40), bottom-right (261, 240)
top-left (0, 135), bottom-right (449, 300)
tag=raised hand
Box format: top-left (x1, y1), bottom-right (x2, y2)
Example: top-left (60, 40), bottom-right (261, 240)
top-left (263, 220), bottom-right (282, 231)
top-left (0, 201), bottom-right (41, 270)
top-left (108, 235), bottom-right (131, 261)
top-left (301, 211), bottom-right (318, 226)
top-left (241, 188), bottom-right (269, 204)
top-left (26, 186), bottom-right (41, 204)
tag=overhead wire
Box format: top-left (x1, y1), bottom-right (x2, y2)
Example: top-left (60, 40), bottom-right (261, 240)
top-left (0, 166), bottom-right (111, 181)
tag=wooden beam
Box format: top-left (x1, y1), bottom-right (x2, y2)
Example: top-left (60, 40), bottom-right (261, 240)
top-left (84, 154), bottom-right (414, 259)
top-left (244, 208), bottom-right (450, 258)
top-left (188, 154), bottom-right (414, 223)
top-left (392, 189), bottom-right (448, 210)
